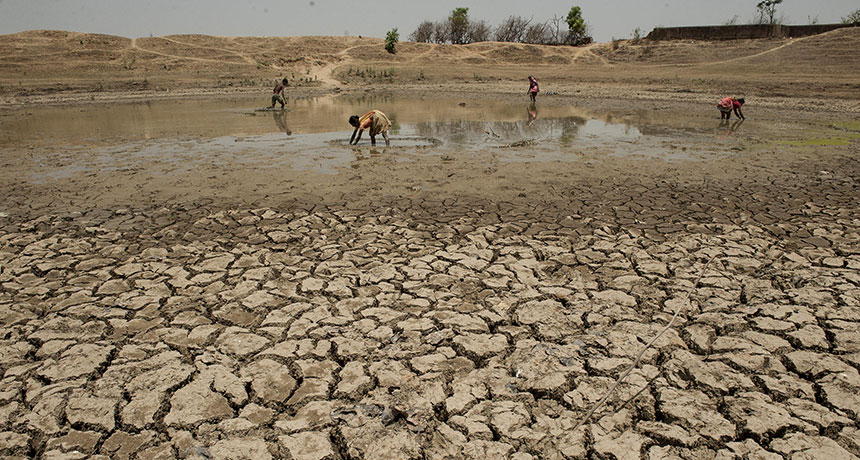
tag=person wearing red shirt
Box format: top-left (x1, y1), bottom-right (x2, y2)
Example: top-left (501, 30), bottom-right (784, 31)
top-left (717, 96), bottom-right (745, 120)
top-left (528, 75), bottom-right (539, 102)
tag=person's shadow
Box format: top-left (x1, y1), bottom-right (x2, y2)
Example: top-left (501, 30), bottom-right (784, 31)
top-left (272, 110), bottom-right (291, 135)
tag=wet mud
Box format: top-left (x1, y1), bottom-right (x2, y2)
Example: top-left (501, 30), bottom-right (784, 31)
top-left (0, 94), bottom-right (859, 459)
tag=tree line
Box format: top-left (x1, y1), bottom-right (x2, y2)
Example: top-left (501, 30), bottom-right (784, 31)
top-left (408, 7), bottom-right (592, 46)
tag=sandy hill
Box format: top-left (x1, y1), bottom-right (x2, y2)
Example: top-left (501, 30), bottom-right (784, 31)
top-left (0, 28), bottom-right (858, 102)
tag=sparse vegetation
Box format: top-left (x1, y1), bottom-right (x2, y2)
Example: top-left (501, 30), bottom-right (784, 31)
top-left (121, 57), bottom-right (136, 70)
top-left (631, 27), bottom-right (643, 44)
top-left (409, 21), bottom-right (434, 42)
top-left (755, 0), bottom-right (785, 25)
top-left (723, 15), bottom-right (741, 25)
top-left (843, 9), bottom-right (860, 24)
top-left (467, 20), bottom-right (492, 43)
top-left (494, 16), bottom-right (531, 43)
top-left (385, 28), bottom-right (399, 54)
top-left (410, 5), bottom-right (591, 45)
top-left (340, 66), bottom-right (396, 84)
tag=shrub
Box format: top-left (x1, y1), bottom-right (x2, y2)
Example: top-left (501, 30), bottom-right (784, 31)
top-left (468, 20), bottom-right (492, 43)
top-left (385, 28), bottom-right (399, 54)
top-left (409, 21), bottom-right (434, 42)
top-left (495, 16), bottom-right (530, 43)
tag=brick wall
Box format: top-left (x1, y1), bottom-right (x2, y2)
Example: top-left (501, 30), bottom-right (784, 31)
top-left (646, 23), bottom-right (855, 41)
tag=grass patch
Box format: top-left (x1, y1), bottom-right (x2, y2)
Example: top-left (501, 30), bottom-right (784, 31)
top-left (336, 66), bottom-right (397, 84)
top-left (831, 120), bottom-right (860, 132)
top-left (775, 125), bottom-right (860, 147)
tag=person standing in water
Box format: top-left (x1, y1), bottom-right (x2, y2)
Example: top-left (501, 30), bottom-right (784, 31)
top-left (717, 96), bottom-right (745, 120)
top-left (349, 110), bottom-right (391, 146)
top-left (271, 77), bottom-right (288, 109)
top-left (528, 75), bottom-right (539, 102)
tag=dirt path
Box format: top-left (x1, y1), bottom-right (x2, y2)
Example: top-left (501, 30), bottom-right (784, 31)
top-left (577, 44), bottom-right (610, 64)
top-left (307, 43), bottom-right (373, 87)
top-left (129, 37), bottom-right (254, 66)
top-left (713, 33), bottom-right (819, 64)
top-left (157, 36), bottom-right (259, 66)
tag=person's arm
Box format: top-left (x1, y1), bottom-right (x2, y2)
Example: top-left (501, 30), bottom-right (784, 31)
top-left (735, 107), bottom-right (744, 119)
top-left (354, 115), bottom-right (373, 144)
top-left (351, 128), bottom-right (363, 145)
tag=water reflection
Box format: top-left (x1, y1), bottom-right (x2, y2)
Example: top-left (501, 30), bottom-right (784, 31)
top-left (717, 119), bottom-right (744, 138)
top-left (272, 110), bottom-right (292, 135)
top-left (528, 103), bottom-right (537, 126)
top-left (0, 94), bottom-right (753, 171)
top-left (410, 115), bottom-right (635, 148)
top-left (0, 95), bottom-right (649, 147)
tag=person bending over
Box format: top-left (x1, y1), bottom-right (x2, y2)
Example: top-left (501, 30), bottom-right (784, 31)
top-left (717, 96), bottom-right (745, 120)
top-left (349, 110), bottom-right (391, 146)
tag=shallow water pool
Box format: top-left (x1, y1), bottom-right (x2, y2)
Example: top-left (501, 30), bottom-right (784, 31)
top-left (0, 95), bottom-right (760, 176)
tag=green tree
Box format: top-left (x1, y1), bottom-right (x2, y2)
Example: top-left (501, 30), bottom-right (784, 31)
top-left (566, 6), bottom-right (585, 35)
top-left (448, 7), bottom-right (470, 44)
top-left (756, 0), bottom-right (784, 25)
top-left (565, 6), bottom-right (592, 45)
top-left (385, 28), bottom-right (399, 54)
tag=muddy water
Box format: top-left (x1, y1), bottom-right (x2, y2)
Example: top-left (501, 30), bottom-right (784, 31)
top-left (1, 96), bottom-right (645, 143)
top-left (0, 95), bottom-right (769, 178)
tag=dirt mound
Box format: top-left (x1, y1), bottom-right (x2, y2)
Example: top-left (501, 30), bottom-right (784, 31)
top-left (592, 27), bottom-right (860, 71)
top-left (739, 27), bottom-right (860, 68)
top-left (591, 38), bottom-right (785, 65)
top-left (0, 29), bottom-right (858, 101)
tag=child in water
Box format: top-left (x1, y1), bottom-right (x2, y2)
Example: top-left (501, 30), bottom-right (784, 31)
top-left (271, 78), bottom-right (288, 109)
top-left (717, 96), bottom-right (745, 120)
top-left (528, 76), bottom-right (539, 102)
top-left (349, 110), bottom-right (391, 146)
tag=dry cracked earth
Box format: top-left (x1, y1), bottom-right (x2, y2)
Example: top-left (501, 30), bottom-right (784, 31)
top-left (1, 192), bottom-right (859, 460)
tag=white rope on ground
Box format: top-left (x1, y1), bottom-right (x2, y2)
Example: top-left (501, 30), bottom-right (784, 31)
top-left (571, 255), bottom-right (718, 431)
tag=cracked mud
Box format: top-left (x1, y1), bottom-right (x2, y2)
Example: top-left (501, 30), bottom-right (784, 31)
top-left (1, 99), bottom-right (859, 459)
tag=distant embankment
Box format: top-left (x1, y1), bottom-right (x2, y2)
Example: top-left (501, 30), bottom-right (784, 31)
top-left (647, 23), bottom-right (856, 41)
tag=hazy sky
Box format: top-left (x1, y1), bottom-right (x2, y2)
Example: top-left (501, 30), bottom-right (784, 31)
top-left (0, 0), bottom-right (857, 43)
